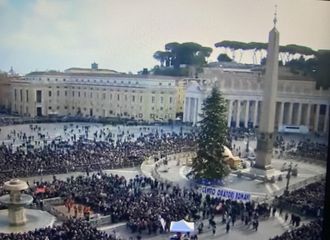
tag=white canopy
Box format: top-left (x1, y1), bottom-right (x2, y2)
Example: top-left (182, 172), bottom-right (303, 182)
top-left (170, 220), bottom-right (194, 233)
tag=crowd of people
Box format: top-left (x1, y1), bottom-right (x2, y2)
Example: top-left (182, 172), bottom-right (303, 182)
top-left (269, 219), bottom-right (323, 240)
top-left (0, 218), bottom-right (118, 240)
top-left (0, 124), bottom-right (197, 185)
top-left (0, 120), bottom-right (326, 239)
top-left (275, 136), bottom-right (328, 161)
top-left (275, 180), bottom-right (326, 217)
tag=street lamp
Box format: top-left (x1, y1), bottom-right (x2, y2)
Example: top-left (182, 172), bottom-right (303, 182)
top-left (245, 129), bottom-right (252, 153)
top-left (284, 163), bottom-right (293, 196)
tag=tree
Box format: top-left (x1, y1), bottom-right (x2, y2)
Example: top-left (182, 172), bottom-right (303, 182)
top-left (217, 53), bottom-right (232, 62)
top-left (142, 68), bottom-right (149, 75)
top-left (315, 52), bottom-right (330, 90)
top-left (191, 87), bottom-right (230, 180)
top-left (155, 42), bottom-right (212, 71)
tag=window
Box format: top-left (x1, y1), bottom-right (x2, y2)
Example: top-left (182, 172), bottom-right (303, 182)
top-left (132, 96), bottom-right (135, 102)
top-left (63, 79), bottom-right (66, 81)
top-left (114, 81), bottom-right (116, 83)
top-left (49, 91), bottom-right (52, 97)
top-left (140, 96), bottom-right (143, 103)
top-left (57, 90), bottom-right (60, 97)
top-left (57, 106), bottom-right (60, 110)
top-left (117, 94), bottom-right (120, 101)
top-left (65, 91), bottom-right (67, 97)
top-left (78, 92), bottom-right (81, 97)
top-left (72, 91), bottom-right (74, 97)
top-left (159, 83), bottom-right (162, 85)
top-left (152, 107), bottom-right (155, 110)
top-left (76, 79), bottom-right (78, 82)
top-left (64, 106), bottom-right (68, 109)
top-left (160, 107), bottom-right (163, 110)
top-left (26, 90), bottom-right (29, 102)
top-left (47, 78), bottom-right (50, 81)
top-left (110, 94), bottom-right (112, 100)
top-left (94, 80), bottom-right (96, 82)
top-left (125, 95), bottom-right (127, 101)
top-left (109, 110), bottom-right (113, 114)
top-left (103, 93), bottom-right (106, 99)
top-left (55, 79), bottom-right (58, 81)
top-left (121, 81), bottom-right (123, 84)
top-left (48, 106), bottom-right (52, 110)
top-left (152, 96), bottom-right (155, 103)
top-left (84, 92), bottom-right (86, 98)
top-left (14, 89), bottom-right (17, 101)
top-left (136, 82), bottom-right (138, 84)
top-left (20, 89), bottom-right (23, 101)
top-left (90, 92), bottom-right (93, 98)
top-left (161, 97), bottom-right (164, 103)
top-left (169, 97), bottom-right (172, 104)
top-left (87, 80), bottom-right (90, 82)
top-left (72, 106), bottom-right (75, 110)
top-left (36, 90), bottom-right (42, 103)
top-left (100, 80), bottom-right (103, 83)
top-left (169, 83), bottom-right (171, 86)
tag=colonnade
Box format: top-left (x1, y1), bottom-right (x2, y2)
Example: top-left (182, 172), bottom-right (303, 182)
top-left (227, 100), bottom-right (329, 132)
top-left (184, 96), bottom-right (329, 133)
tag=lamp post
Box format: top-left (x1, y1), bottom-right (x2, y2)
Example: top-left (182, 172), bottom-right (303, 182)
top-left (245, 129), bottom-right (252, 152)
top-left (284, 163), bottom-right (293, 196)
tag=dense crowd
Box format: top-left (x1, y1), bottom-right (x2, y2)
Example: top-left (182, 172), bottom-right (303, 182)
top-left (0, 126), bottom-right (197, 184)
top-left (275, 136), bottom-right (328, 161)
top-left (269, 219), bottom-right (323, 240)
top-left (0, 218), bottom-right (118, 240)
top-left (276, 180), bottom-right (325, 216)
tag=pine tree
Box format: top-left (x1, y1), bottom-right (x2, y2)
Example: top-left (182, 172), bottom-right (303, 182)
top-left (191, 87), bottom-right (230, 180)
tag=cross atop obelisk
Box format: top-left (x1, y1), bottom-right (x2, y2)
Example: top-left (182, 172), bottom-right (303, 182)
top-left (274, 5), bottom-right (277, 28)
top-left (252, 9), bottom-right (280, 176)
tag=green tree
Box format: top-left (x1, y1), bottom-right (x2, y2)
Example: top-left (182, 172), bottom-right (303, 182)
top-left (315, 52), bottom-right (330, 90)
top-left (192, 87), bottom-right (230, 180)
top-left (217, 53), bottom-right (232, 62)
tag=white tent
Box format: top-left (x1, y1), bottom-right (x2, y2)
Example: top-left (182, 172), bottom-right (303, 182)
top-left (170, 220), bottom-right (194, 232)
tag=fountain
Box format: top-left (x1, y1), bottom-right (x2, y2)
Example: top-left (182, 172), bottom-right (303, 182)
top-left (0, 179), bottom-right (33, 226)
top-left (0, 179), bottom-right (55, 233)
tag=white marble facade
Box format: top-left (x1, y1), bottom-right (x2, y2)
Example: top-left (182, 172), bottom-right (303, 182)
top-left (183, 68), bottom-right (330, 133)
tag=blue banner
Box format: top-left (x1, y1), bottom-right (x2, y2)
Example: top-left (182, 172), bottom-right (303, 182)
top-left (201, 186), bottom-right (251, 201)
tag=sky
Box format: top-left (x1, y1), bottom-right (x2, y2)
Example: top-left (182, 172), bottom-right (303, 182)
top-left (1, 0), bottom-right (330, 74)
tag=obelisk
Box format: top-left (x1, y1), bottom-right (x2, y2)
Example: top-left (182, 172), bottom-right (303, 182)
top-left (253, 9), bottom-right (279, 176)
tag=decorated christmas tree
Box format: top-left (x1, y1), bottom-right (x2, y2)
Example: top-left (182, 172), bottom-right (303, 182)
top-left (191, 87), bottom-right (230, 180)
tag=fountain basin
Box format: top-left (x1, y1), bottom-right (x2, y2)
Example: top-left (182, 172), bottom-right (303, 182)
top-left (0, 209), bottom-right (55, 233)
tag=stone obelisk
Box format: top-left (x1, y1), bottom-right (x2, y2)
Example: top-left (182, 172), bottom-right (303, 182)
top-left (253, 10), bottom-right (279, 176)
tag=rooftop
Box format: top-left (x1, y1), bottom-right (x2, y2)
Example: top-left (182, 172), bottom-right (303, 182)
top-left (25, 71), bottom-right (179, 80)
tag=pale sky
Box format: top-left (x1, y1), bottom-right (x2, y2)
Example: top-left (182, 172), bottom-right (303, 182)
top-left (1, 0), bottom-right (330, 74)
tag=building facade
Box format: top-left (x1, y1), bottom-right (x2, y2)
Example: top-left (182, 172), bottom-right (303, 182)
top-left (184, 67), bottom-right (330, 133)
top-left (10, 69), bottom-right (178, 122)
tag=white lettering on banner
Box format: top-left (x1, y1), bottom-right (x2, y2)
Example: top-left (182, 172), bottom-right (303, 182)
top-left (201, 186), bottom-right (251, 201)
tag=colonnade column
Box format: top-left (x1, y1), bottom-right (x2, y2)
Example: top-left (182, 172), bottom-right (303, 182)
top-left (288, 102), bottom-right (293, 124)
top-left (314, 104), bottom-right (320, 132)
top-left (253, 101), bottom-right (258, 128)
top-left (227, 100), bottom-right (233, 127)
top-left (278, 102), bottom-right (284, 126)
top-left (245, 100), bottom-right (250, 128)
top-left (297, 103), bottom-right (302, 125)
top-left (236, 100), bottom-right (241, 128)
top-left (305, 104), bottom-right (311, 128)
top-left (324, 105), bottom-right (329, 133)
top-left (186, 97), bottom-right (191, 122)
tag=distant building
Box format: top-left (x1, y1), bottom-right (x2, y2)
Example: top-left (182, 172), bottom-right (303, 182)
top-left (183, 66), bottom-right (330, 133)
top-left (9, 64), bottom-right (178, 121)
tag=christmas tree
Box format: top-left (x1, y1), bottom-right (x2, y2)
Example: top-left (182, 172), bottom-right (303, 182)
top-left (191, 87), bottom-right (230, 180)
